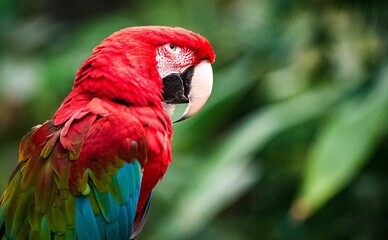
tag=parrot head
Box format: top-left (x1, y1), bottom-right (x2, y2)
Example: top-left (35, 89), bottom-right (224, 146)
top-left (73, 26), bottom-right (215, 122)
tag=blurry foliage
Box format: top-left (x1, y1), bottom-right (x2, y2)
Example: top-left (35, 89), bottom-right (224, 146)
top-left (1, 0), bottom-right (388, 239)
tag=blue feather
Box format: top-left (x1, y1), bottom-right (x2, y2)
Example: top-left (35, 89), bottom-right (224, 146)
top-left (105, 220), bottom-right (120, 239)
top-left (95, 216), bottom-right (106, 239)
top-left (115, 162), bottom-right (136, 203)
top-left (126, 197), bottom-right (136, 234)
top-left (74, 161), bottom-right (141, 239)
top-left (118, 204), bottom-right (129, 239)
top-left (91, 186), bottom-right (120, 223)
top-left (76, 196), bottom-right (102, 239)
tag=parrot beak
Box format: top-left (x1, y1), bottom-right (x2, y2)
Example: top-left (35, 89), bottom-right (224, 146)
top-left (162, 60), bottom-right (213, 123)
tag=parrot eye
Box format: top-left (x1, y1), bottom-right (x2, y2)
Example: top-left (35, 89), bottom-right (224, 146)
top-left (164, 43), bottom-right (180, 53)
top-left (169, 44), bottom-right (176, 50)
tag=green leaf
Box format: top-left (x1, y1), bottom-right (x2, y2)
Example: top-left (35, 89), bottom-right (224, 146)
top-left (291, 65), bottom-right (388, 220)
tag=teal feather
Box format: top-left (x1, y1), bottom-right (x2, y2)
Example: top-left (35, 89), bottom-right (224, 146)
top-left (75, 161), bottom-right (141, 239)
top-left (91, 184), bottom-right (120, 223)
top-left (105, 220), bottom-right (120, 239)
top-left (95, 216), bottom-right (106, 239)
top-left (118, 204), bottom-right (129, 239)
top-left (41, 216), bottom-right (51, 240)
top-left (114, 164), bottom-right (134, 203)
top-left (133, 161), bottom-right (141, 189)
top-left (76, 196), bottom-right (102, 239)
top-left (116, 162), bottom-right (141, 239)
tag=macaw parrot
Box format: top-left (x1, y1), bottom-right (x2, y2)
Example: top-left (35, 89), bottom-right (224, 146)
top-left (0, 26), bottom-right (215, 240)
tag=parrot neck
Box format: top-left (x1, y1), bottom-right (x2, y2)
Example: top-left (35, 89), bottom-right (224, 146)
top-left (72, 50), bottom-right (163, 108)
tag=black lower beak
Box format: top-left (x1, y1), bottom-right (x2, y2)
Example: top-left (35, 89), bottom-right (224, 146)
top-left (162, 66), bottom-right (194, 104)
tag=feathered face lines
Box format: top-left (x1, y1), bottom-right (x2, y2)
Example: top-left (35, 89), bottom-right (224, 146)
top-left (155, 43), bottom-right (196, 78)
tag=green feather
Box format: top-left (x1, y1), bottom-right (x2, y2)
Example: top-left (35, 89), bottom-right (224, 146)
top-left (15, 217), bottom-right (29, 240)
top-left (65, 229), bottom-right (76, 240)
top-left (107, 174), bottom-right (123, 205)
top-left (28, 216), bottom-right (50, 240)
top-left (20, 154), bottom-right (43, 191)
top-left (87, 190), bottom-right (101, 215)
top-left (40, 217), bottom-right (51, 240)
top-left (34, 164), bottom-right (55, 213)
top-left (4, 172), bottom-right (23, 237)
top-left (76, 169), bottom-right (91, 194)
top-left (51, 146), bottom-right (71, 191)
top-left (18, 130), bottom-right (34, 162)
top-left (10, 189), bottom-right (33, 238)
top-left (88, 166), bottom-right (109, 193)
top-left (45, 207), bottom-right (65, 235)
top-left (90, 183), bottom-right (119, 223)
top-left (63, 197), bottom-right (76, 228)
top-left (40, 132), bottom-right (59, 159)
top-left (28, 204), bottom-right (43, 231)
top-left (53, 234), bottom-right (67, 240)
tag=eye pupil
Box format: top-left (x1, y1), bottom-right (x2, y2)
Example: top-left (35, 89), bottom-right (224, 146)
top-left (169, 44), bottom-right (176, 50)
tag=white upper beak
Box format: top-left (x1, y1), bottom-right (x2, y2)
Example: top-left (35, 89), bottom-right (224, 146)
top-left (174, 60), bottom-right (213, 122)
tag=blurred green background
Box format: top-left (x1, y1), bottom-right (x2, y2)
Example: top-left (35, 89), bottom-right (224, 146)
top-left (1, 0), bottom-right (388, 239)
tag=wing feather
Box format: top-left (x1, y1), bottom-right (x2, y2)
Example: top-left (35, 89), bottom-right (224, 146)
top-left (75, 196), bottom-right (102, 239)
top-left (0, 98), bottom-right (147, 239)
